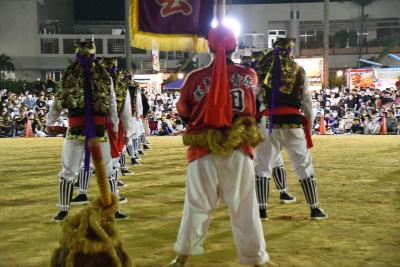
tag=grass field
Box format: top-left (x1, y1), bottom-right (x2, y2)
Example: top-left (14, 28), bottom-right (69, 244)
top-left (0, 136), bottom-right (399, 267)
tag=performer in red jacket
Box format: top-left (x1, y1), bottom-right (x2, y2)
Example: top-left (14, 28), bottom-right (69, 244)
top-left (168, 25), bottom-right (269, 267)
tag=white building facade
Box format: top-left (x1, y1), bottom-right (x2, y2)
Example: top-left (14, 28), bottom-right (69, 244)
top-left (0, 0), bottom-right (399, 81)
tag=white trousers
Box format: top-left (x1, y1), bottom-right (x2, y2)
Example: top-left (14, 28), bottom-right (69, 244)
top-left (174, 150), bottom-right (269, 265)
top-left (131, 117), bottom-right (142, 138)
top-left (254, 127), bottom-right (314, 179)
top-left (59, 139), bottom-right (113, 181)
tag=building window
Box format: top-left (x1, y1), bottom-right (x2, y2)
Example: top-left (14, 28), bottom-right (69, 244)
top-left (159, 51), bottom-right (167, 59)
top-left (63, 39), bottom-right (80, 54)
top-left (108, 39), bottom-right (125, 54)
top-left (176, 51), bottom-right (183, 60)
top-left (41, 38), bottom-right (59, 54)
top-left (268, 30), bottom-right (286, 48)
top-left (167, 51), bottom-right (175, 60)
top-left (46, 71), bottom-right (63, 82)
top-left (184, 52), bottom-right (191, 59)
top-left (300, 30), bottom-right (323, 49)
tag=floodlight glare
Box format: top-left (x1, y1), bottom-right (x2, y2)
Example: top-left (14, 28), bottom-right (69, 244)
top-left (210, 18), bottom-right (241, 37)
top-left (211, 19), bottom-right (218, 28)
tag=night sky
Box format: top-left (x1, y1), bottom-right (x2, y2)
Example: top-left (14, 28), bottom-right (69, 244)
top-left (74, 0), bottom-right (125, 21)
top-left (74, 0), bottom-right (344, 21)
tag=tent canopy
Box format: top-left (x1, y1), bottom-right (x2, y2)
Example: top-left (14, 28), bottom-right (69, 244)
top-left (163, 79), bottom-right (184, 90)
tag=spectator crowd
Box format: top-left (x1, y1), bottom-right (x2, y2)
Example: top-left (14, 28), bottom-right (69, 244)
top-left (1, 81), bottom-right (400, 138)
top-left (311, 85), bottom-right (400, 135)
top-left (0, 87), bottom-right (186, 138)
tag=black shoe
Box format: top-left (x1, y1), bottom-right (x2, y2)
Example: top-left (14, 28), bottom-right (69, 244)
top-left (117, 180), bottom-right (128, 188)
top-left (143, 144), bottom-right (150, 150)
top-left (74, 180), bottom-right (79, 188)
top-left (133, 153), bottom-right (141, 160)
top-left (119, 197), bottom-right (128, 204)
top-left (115, 211), bottom-right (128, 221)
top-left (280, 192), bottom-right (296, 204)
top-left (311, 207), bottom-right (328, 220)
top-left (52, 211), bottom-right (68, 222)
top-left (70, 194), bottom-right (89, 205)
top-left (131, 158), bottom-right (141, 166)
top-left (121, 169), bottom-right (134, 176)
top-left (138, 150), bottom-right (144, 155)
top-left (259, 209), bottom-right (268, 221)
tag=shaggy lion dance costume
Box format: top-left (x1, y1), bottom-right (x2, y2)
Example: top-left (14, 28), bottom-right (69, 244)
top-left (253, 37), bottom-right (328, 220)
top-left (46, 41), bottom-right (124, 222)
top-left (70, 58), bottom-right (133, 210)
top-left (51, 140), bottom-right (132, 267)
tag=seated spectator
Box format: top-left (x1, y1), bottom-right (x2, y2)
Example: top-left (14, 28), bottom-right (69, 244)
top-left (394, 90), bottom-right (400, 106)
top-left (394, 106), bottom-right (400, 120)
top-left (33, 110), bottom-right (47, 137)
top-left (148, 116), bottom-right (159, 135)
top-left (369, 111), bottom-right (381, 135)
top-left (359, 89), bottom-right (370, 104)
top-left (397, 121), bottom-right (400, 135)
top-left (344, 94), bottom-right (358, 111)
top-left (172, 118), bottom-right (185, 135)
top-left (350, 118), bottom-right (363, 134)
top-left (312, 100), bottom-right (324, 117)
top-left (386, 110), bottom-right (399, 134)
top-left (14, 113), bottom-right (27, 136)
top-left (36, 94), bottom-right (47, 111)
top-left (23, 94), bottom-right (36, 110)
top-left (0, 113), bottom-right (14, 137)
top-left (323, 100), bottom-right (332, 114)
top-left (342, 110), bottom-right (354, 133)
top-left (331, 118), bottom-right (342, 134)
top-left (157, 115), bottom-right (173, 136)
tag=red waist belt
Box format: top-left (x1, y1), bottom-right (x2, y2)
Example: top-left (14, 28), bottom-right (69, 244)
top-left (262, 107), bottom-right (313, 149)
top-left (68, 116), bottom-right (107, 128)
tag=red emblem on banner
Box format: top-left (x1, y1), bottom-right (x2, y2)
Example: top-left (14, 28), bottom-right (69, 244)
top-left (156, 0), bottom-right (193, 17)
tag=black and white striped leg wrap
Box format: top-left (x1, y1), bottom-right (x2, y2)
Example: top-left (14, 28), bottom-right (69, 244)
top-left (132, 138), bottom-right (138, 154)
top-left (108, 176), bottom-right (117, 195)
top-left (119, 154), bottom-right (127, 170)
top-left (300, 176), bottom-right (319, 208)
top-left (59, 178), bottom-right (73, 212)
top-left (78, 167), bottom-right (92, 194)
top-left (272, 166), bottom-right (288, 193)
top-left (255, 176), bottom-right (270, 210)
top-left (135, 137), bottom-right (140, 151)
top-left (126, 144), bottom-right (134, 159)
top-left (113, 167), bottom-right (119, 185)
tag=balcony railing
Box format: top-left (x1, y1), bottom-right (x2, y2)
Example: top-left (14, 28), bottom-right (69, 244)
top-left (299, 46), bottom-right (400, 57)
top-left (39, 34), bottom-right (133, 56)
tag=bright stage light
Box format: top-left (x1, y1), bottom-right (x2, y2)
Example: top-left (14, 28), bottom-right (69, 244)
top-left (336, 70), bottom-right (343, 77)
top-left (211, 17), bottom-right (241, 37)
top-left (211, 19), bottom-right (218, 28)
top-left (177, 73), bottom-right (184, 79)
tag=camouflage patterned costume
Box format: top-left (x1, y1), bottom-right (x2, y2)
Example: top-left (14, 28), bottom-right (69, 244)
top-left (46, 41), bottom-right (119, 222)
top-left (253, 38), bottom-right (327, 220)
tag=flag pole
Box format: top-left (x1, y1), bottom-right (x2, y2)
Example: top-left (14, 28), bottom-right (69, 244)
top-left (125, 0), bottom-right (132, 71)
top-left (217, 0), bottom-right (225, 22)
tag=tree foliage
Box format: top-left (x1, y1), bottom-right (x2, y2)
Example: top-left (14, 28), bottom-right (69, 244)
top-left (0, 54), bottom-right (15, 75)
